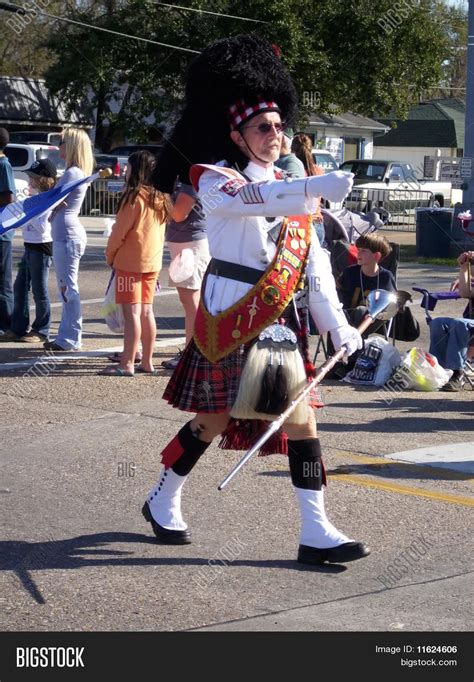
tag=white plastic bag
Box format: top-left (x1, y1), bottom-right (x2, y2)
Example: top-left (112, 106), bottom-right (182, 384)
top-left (343, 336), bottom-right (401, 386)
top-left (103, 218), bottom-right (114, 237)
top-left (169, 248), bottom-right (195, 283)
top-left (395, 348), bottom-right (452, 391)
top-left (102, 270), bottom-right (124, 334)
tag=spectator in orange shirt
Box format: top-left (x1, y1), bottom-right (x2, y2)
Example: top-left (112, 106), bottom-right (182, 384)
top-left (101, 151), bottom-right (171, 376)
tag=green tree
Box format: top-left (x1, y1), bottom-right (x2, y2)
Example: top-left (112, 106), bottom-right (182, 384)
top-left (427, 0), bottom-right (467, 100)
top-left (0, 1), bottom-right (67, 78)
top-left (39, 0), bottom-right (451, 147)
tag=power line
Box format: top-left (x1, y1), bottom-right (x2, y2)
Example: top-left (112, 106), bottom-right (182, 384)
top-left (154, 2), bottom-right (267, 23)
top-left (0, 1), bottom-right (200, 54)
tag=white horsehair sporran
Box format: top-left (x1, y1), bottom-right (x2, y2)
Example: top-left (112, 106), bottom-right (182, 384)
top-left (230, 324), bottom-right (309, 424)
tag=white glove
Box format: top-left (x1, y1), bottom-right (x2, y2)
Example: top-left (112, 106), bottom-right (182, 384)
top-left (306, 171), bottom-right (354, 203)
top-left (330, 324), bottom-right (363, 357)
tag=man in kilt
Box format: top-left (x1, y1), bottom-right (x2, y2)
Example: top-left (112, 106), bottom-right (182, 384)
top-left (145, 34), bottom-right (370, 565)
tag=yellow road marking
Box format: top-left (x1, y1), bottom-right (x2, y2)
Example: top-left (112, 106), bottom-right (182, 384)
top-left (269, 451), bottom-right (473, 506)
top-left (330, 449), bottom-right (473, 484)
top-left (331, 473), bottom-right (474, 507)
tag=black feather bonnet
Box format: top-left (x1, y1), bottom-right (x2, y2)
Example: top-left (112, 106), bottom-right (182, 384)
top-left (154, 33), bottom-right (298, 191)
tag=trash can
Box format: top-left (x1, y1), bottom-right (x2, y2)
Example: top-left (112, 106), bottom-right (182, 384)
top-left (450, 203), bottom-right (474, 257)
top-left (415, 208), bottom-right (453, 258)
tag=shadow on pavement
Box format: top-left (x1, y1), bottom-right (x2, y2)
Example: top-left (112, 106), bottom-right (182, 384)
top-left (318, 416), bottom-right (473, 434)
top-left (260, 462), bottom-right (472, 482)
top-left (1, 532), bottom-right (346, 604)
top-left (334, 398), bottom-right (474, 413)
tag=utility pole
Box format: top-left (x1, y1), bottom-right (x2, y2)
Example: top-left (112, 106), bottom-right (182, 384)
top-left (462, 0), bottom-right (474, 202)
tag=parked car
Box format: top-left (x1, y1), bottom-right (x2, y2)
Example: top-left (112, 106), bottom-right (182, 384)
top-left (8, 130), bottom-right (63, 146)
top-left (5, 144), bottom-right (65, 183)
top-left (4, 143), bottom-right (65, 200)
top-left (109, 144), bottom-right (162, 157)
top-left (94, 153), bottom-right (128, 178)
top-left (80, 153), bottom-right (128, 216)
top-left (312, 149), bottom-right (338, 173)
top-left (341, 159), bottom-right (416, 185)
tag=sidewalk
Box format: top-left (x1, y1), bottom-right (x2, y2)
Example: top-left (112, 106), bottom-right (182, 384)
top-left (79, 216), bottom-right (420, 243)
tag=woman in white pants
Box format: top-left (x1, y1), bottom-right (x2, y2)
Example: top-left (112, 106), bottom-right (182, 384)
top-left (44, 128), bottom-right (93, 351)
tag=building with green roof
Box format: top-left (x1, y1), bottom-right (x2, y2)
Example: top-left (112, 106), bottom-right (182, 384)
top-left (373, 99), bottom-right (464, 176)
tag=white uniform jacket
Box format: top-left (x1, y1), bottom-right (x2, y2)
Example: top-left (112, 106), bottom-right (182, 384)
top-left (195, 160), bottom-right (348, 336)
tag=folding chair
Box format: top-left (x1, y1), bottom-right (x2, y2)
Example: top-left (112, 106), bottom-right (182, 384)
top-left (412, 286), bottom-right (474, 389)
top-left (321, 206), bottom-right (387, 247)
top-left (328, 236), bottom-right (400, 283)
top-left (312, 238), bottom-right (401, 364)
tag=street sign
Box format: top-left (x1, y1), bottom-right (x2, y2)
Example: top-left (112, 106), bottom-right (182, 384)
top-left (107, 181), bottom-right (124, 193)
top-left (440, 162), bottom-right (463, 187)
top-left (460, 157), bottom-right (472, 178)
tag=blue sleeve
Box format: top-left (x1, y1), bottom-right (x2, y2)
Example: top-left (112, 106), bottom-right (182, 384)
top-left (0, 160), bottom-right (15, 194)
top-left (285, 157), bottom-right (305, 178)
top-left (338, 267), bottom-right (355, 308)
top-left (387, 271), bottom-right (397, 291)
top-left (177, 183), bottom-right (198, 200)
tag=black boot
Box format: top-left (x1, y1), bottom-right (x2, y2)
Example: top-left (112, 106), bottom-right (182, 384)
top-left (142, 422), bottom-right (210, 544)
top-left (288, 438), bottom-right (370, 565)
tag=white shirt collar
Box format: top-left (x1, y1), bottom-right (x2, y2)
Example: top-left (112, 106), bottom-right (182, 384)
top-left (243, 160), bottom-right (275, 182)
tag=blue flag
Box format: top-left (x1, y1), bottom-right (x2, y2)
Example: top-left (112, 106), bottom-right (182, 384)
top-left (0, 171), bottom-right (102, 235)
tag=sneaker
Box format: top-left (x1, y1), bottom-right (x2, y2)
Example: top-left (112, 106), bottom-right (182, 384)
top-left (0, 330), bottom-right (22, 342)
top-left (161, 353), bottom-right (181, 369)
top-left (43, 340), bottom-right (69, 352)
top-left (440, 375), bottom-right (465, 392)
top-left (20, 331), bottom-right (47, 343)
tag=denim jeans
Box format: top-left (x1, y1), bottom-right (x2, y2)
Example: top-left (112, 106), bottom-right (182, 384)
top-left (0, 238), bottom-right (13, 331)
top-left (429, 317), bottom-right (474, 370)
top-left (52, 239), bottom-right (86, 349)
top-left (10, 247), bottom-right (52, 338)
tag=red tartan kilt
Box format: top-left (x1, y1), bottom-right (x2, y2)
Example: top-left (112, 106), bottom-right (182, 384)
top-left (163, 338), bottom-right (252, 413)
top-left (162, 328), bottom-right (325, 463)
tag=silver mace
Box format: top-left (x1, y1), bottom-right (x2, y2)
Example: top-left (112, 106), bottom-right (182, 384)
top-left (218, 289), bottom-right (399, 491)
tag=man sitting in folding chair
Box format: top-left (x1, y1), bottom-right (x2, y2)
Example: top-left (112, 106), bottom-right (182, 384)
top-left (420, 251), bottom-right (474, 392)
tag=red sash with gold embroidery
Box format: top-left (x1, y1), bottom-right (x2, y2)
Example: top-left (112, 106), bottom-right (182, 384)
top-left (194, 214), bottom-right (312, 363)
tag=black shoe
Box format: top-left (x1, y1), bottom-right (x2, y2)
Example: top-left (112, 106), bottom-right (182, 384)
top-left (161, 352), bottom-right (182, 370)
top-left (440, 375), bottom-right (465, 392)
top-left (43, 341), bottom-right (68, 352)
top-left (297, 541), bottom-right (370, 565)
top-left (141, 501), bottom-right (191, 545)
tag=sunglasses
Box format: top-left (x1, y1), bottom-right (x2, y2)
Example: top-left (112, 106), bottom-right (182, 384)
top-left (243, 121), bottom-right (286, 135)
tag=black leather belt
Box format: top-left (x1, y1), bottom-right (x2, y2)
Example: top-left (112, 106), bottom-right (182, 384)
top-left (208, 258), bottom-right (263, 285)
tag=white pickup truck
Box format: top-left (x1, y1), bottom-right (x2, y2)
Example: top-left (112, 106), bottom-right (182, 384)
top-left (340, 159), bottom-right (462, 213)
top-left (4, 143), bottom-right (65, 200)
